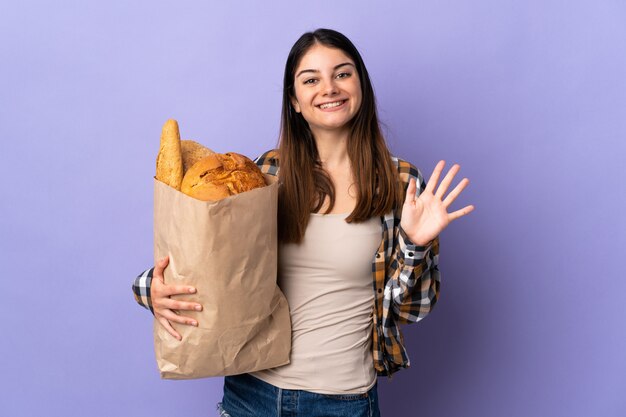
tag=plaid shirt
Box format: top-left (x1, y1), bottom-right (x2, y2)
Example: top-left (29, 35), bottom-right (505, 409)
top-left (133, 150), bottom-right (440, 378)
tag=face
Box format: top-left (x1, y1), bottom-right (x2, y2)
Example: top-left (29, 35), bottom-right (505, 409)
top-left (291, 43), bottom-right (362, 136)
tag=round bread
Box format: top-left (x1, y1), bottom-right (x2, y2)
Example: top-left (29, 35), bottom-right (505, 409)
top-left (181, 140), bottom-right (215, 173)
top-left (181, 152), bottom-right (266, 201)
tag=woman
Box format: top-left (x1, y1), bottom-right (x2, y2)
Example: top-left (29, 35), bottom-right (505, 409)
top-left (133, 28), bottom-right (473, 416)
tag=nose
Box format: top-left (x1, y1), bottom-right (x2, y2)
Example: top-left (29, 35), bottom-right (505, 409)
top-left (321, 78), bottom-right (339, 96)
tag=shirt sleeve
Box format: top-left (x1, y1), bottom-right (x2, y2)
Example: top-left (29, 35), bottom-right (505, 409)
top-left (254, 149), bottom-right (280, 176)
top-left (132, 267), bottom-right (155, 314)
top-left (386, 162), bottom-right (441, 325)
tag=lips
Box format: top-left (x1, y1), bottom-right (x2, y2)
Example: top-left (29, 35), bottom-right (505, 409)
top-left (317, 99), bottom-right (347, 110)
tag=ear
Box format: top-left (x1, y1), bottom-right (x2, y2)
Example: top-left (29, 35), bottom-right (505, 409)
top-left (291, 97), bottom-right (301, 113)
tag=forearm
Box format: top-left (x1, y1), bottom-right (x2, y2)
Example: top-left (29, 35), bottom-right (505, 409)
top-left (387, 234), bottom-right (440, 324)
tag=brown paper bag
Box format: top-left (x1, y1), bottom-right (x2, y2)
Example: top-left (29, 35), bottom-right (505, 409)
top-left (153, 176), bottom-right (291, 379)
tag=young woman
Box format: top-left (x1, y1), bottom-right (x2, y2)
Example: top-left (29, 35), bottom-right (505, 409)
top-left (133, 28), bottom-right (473, 417)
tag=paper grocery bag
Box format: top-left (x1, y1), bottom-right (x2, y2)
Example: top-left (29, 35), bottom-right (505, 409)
top-left (153, 176), bottom-right (291, 379)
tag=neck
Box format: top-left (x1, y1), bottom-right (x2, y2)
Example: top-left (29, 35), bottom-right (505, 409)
top-left (311, 127), bottom-right (351, 169)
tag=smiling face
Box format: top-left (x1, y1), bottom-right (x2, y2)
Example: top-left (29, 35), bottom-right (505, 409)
top-left (291, 43), bottom-right (363, 137)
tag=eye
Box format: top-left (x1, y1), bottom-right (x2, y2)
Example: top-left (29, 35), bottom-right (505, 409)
top-left (303, 78), bottom-right (318, 85)
top-left (336, 72), bottom-right (352, 79)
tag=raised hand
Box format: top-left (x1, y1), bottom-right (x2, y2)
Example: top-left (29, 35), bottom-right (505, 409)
top-left (400, 160), bottom-right (474, 246)
top-left (152, 256), bottom-right (203, 340)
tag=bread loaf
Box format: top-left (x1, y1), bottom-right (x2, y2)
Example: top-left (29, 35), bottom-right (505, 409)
top-left (156, 119), bottom-right (183, 190)
top-left (181, 140), bottom-right (215, 172)
top-left (181, 152), bottom-right (266, 201)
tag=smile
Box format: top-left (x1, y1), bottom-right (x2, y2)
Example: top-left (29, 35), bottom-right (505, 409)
top-left (318, 100), bottom-right (347, 110)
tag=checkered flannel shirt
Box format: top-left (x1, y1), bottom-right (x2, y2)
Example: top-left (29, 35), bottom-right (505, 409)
top-left (133, 150), bottom-right (440, 377)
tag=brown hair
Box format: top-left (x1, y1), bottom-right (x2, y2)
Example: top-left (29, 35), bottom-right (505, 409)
top-left (278, 29), bottom-right (402, 243)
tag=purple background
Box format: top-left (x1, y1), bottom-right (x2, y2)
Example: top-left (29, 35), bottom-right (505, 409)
top-left (1, 1), bottom-right (624, 416)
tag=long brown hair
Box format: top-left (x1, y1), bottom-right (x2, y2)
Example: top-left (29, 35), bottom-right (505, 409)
top-left (278, 29), bottom-right (402, 243)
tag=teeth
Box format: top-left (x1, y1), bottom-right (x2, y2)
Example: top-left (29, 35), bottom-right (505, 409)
top-left (319, 100), bottom-right (344, 109)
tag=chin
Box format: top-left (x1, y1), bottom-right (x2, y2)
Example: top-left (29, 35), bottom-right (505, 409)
top-left (319, 117), bottom-right (356, 130)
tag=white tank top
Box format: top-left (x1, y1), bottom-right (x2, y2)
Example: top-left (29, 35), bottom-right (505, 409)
top-left (250, 212), bottom-right (381, 394)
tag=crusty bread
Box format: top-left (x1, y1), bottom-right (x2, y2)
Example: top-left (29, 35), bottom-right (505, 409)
top-left (156, 119), bottom-right (183, 190)
top-left (181, 152), bottom-right (266, 201)
top-left (181, 140), bottom-right (215, 173)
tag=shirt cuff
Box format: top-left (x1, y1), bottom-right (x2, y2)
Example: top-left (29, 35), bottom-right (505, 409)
top-left (132, 268), bottom-right (154, 314)
top-left (398, 226), bottom-right (432, 267)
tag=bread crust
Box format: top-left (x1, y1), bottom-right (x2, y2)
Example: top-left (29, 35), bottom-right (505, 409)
top-left (156, 119), bottom-right (183, 190)
top-left (181, 152), bottom-right (266, 201)
top-left (181, 140), bottom-right (215, 173)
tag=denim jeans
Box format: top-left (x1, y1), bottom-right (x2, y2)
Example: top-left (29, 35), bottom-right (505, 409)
top-left (217, 372), bottom-right (381, 417)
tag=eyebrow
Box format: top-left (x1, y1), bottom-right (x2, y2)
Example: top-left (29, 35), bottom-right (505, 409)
top-left (295, 62), bottom-right (355, 78)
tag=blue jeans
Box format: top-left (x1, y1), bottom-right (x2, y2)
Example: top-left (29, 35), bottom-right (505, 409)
top-left (217, 373), bottom-right (381, 417)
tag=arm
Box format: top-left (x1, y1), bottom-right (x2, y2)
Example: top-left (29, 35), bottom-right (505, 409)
top-left (389, 159), bottom-right (473, 323)
top-left (130, 257), bottom-right (203, 340)
top-left (385, 162), bottom-right (440, 324)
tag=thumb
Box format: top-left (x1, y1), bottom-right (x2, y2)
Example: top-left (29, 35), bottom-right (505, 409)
top-left (154, 255), bottom-right (169, 279)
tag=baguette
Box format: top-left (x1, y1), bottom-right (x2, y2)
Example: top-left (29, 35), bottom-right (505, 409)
top-left (155, 119), bottom-right (183, 190)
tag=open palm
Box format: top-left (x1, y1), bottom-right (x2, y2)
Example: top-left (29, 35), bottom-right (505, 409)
top-left (400, 160), bottom-right (474, 246)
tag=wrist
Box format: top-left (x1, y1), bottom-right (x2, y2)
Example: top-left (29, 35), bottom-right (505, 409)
top-left (403, 230), bottom-right (432, 248)
top-left (411, 236), bottom-right (433, 247)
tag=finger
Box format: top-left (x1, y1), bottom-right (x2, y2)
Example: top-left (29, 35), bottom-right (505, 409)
top-left (162, 284), bottom-right (197, 297)
top-left (442, 178), bottom-right (469, 208)
top-left (404, 178), bottom-right (417, 204)
top-left (156, 316), bottom-right (182, 340)
top-left (159, 309), bottom-right (199, 327)
top-left (448, 205), bottom-right (475, 222)
top-left (424, 160), bottom-right (445, 194)
top-left (161, 298), bottom-right (203, 312)
top-left (153, 256), bottom-right (169, 279)
top-left (435, 164), bottom-right (460, 199)
top-left (152, 288), bottom-right (198, 310)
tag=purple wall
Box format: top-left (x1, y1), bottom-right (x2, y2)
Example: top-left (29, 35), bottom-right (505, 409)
top-left (1, 1), bottom-right (624, 416)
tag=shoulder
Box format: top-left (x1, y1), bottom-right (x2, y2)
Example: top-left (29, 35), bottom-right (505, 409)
top-left (391, 155), bottom-right (426, 191)
top-left (254, 149), bottom-right (280, 177)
